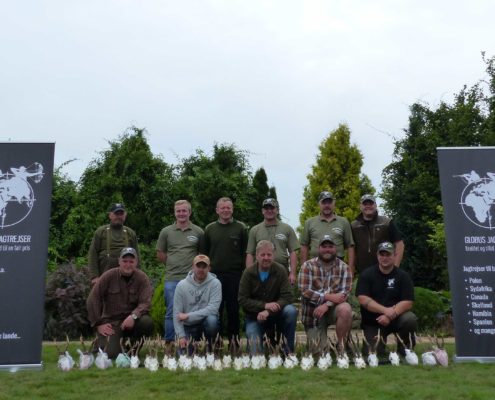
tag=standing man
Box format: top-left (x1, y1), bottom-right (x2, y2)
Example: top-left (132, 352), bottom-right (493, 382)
top-left (174, 255), bottom-right (221, 354)
top-left (351, 194), bottom-right (405, 274)
top-left (238, 240), bottom-right (297, 355)
top-left (298, 235), bottom-right (353, 355)
top-left (300, 191), bottom-right (355, 273)
top-left (356, 242), bottom-right (417, 356)
top-left (88, 202), bottom-right (139, 285)
top-left (200, 197), bottom-right (247, 346)
top-left (156, 200), bottom-right (203, 342)
top-left (87, 247), bottom-right (153, 359)
top-left (246, 198), bottom-right (300, 284)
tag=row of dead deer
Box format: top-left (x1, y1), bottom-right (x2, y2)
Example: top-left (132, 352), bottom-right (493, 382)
top-left (55, 332), bottom-right (449, 371)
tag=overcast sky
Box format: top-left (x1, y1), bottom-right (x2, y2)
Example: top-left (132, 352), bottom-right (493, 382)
top-left (2, 1), bottom-right (494, 227)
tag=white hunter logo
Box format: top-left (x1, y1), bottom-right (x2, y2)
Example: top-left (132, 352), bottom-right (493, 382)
top-left (455, 170), bottom-right (495, 230)
top-left (387, 278), bottom-right (395, 288)
top-left (0, 163), bottom-right (44, 228)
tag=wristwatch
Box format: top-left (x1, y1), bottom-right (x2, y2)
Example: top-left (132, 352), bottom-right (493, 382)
top-left (131, 313), bottom-right (138, 320)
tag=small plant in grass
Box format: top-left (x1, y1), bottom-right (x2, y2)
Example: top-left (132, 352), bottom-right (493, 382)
top-left (150, 276), bottom-right (165, 336)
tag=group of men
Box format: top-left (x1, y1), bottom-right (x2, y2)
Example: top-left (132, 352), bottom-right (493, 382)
top-left (86, 192), bottom-right (417, 359)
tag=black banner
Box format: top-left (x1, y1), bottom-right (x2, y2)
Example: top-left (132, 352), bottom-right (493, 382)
top-left (438, 147), bottom-right (495, 362)
top-left (0, 143), bottom-right (54, 370)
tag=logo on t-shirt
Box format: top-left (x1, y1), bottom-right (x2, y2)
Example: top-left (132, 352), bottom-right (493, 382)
top-left (331, 227), bottom-right (343, 237)
top-left (275, 233), bottom-right (287, 242)
top-left (387, 278), bottom-right (396, 289)
top-left (187, 235), bottom-right (199, 243)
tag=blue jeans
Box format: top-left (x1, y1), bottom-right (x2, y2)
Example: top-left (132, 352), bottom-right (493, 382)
top-left (245, 304), bottom-right (297, 355)
top-left (182, 315), bottom-right (220, 354)
top-left (164, 280), bottom-right (179, 341)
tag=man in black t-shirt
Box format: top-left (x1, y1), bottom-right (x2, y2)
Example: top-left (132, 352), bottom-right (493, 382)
top-left (355, 241), bottom-right (417, 356)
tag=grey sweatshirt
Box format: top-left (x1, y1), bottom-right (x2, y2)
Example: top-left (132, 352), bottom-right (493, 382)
top-left (173, 270), bottom-right (222, 338)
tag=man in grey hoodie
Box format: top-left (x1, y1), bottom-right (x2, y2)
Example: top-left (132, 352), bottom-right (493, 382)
top-left (173, 254), bottom-right (222, 353)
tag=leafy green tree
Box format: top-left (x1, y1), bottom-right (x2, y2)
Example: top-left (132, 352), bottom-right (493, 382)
top-left (252, 167), bottom-right (270, 209)
top-left (48, 163), bottom-right (80, 269)
top-left (382, 54), bottom-right (495, 290)
top-left (174, 143), bottom-right (267, 228)
top-left (49, 127), bottom-right (176, 268)
top-left (299, 123), bottom-right (374, 230)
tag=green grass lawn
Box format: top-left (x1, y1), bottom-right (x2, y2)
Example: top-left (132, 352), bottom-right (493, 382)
top-left (1, 343), bottom-right (494, 400)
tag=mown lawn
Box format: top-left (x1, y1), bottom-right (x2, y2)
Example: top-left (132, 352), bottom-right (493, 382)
top-left (0, 343), bottom-right (494, 400)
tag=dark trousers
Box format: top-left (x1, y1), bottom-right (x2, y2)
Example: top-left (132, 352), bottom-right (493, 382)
top-left (96, 314), bottom-right (154, 359)
top-left (362, 311), bottom-right (417, 356)
top-left (216, 271), bottom-right (241, 340)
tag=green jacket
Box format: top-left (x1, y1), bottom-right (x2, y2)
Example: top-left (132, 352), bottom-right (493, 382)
top-left (88, 224), bottom-right (139, 279)
top-left (238, 261), bottom-right (294, 320)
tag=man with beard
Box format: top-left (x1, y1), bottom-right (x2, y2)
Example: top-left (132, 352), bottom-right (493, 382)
top-left (298, 235), bottom-right (353, 356)
top-left (88, 203), bottom-right (139, 285)
top-left (351, 194), bottom-right (404, 273)
top-left (87, 247), bottom-right (153, 359)
top-left (300, 191), bottom-right (355, 273)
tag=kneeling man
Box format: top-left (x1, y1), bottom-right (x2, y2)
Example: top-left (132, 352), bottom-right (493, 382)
top-left (298, 235), bottom-right (353, 355)
top-left (356, 241), bottom-right (417, 356)
top-left (173, 254), bottom-right (221, 353)
top-left (87, 247), bottom-right (153, 359)
top-left (238, 240), bottom-right (297, 355)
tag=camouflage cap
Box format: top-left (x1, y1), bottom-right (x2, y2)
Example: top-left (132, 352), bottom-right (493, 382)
top-left (377, 242), bottom-right (394, 254)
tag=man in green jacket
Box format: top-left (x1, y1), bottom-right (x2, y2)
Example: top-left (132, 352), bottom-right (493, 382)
top-left (88, 203), bottom-right (139, 285)
top-left (238, 240), bottom-right (297, 355)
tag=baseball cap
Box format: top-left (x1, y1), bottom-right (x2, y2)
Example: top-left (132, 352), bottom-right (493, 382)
top-left (318, 191), bottom-right (334, 202)
top-left (360, 194), bottom-right (376, 203)
top-left (377, 242), bottom-right (394, 254)
top-left (262, 198), bottom-right (279, 208)
top-left (193, 254), bottom-right (210, 267)
top-left (319, 235), bottom-right (335, 246)
top-left (120, 247), bottom-right (137, 258)
top-left (109, 203), bottom-right (126, 212)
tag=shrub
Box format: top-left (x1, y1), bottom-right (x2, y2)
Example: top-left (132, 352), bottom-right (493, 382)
top-left (44, 263), bottom-right (92, 340)
top-left (138, 242), bottom-right (163, 289)
top-left (413, 287), bottom-right (451, 332)
top-left (150, 276), bottom-right (165, 336)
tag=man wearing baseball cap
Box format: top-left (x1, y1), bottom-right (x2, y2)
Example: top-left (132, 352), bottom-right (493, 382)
top-left (300, 191), bottom-right (355, 272)
top-left (245, 198), bottom-right (300, 284)
top-left (173, 254), bottom-right (221, 353)
top-left (298, 235), bottom-right (353, 356)
top-left (356, 241), bottom-right (417, 357)
top-left (351, 194), bottom-right (404, 273)
top-left (88, 202), bottom-right (139, 284)
top-left (87, 247), bottom-right (153, 359)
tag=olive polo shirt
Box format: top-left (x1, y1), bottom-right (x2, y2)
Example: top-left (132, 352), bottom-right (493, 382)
top-left (246, 220), bottom-right (300, 269)
top-left (156, 222), bottom-right (204, 282)
top-left (300, 214), bottom-right (354, 258)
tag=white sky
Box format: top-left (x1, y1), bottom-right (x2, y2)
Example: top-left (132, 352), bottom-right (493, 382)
top-left (2, 1), bottom-right (494, 227)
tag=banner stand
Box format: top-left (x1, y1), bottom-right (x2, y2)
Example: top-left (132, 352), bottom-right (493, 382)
top-left (1, 363), bottom-right (43, 372)
top-left (0, 143), bottom-right (54, 370)
top-left (438, 146), bottom-right (495, 362)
